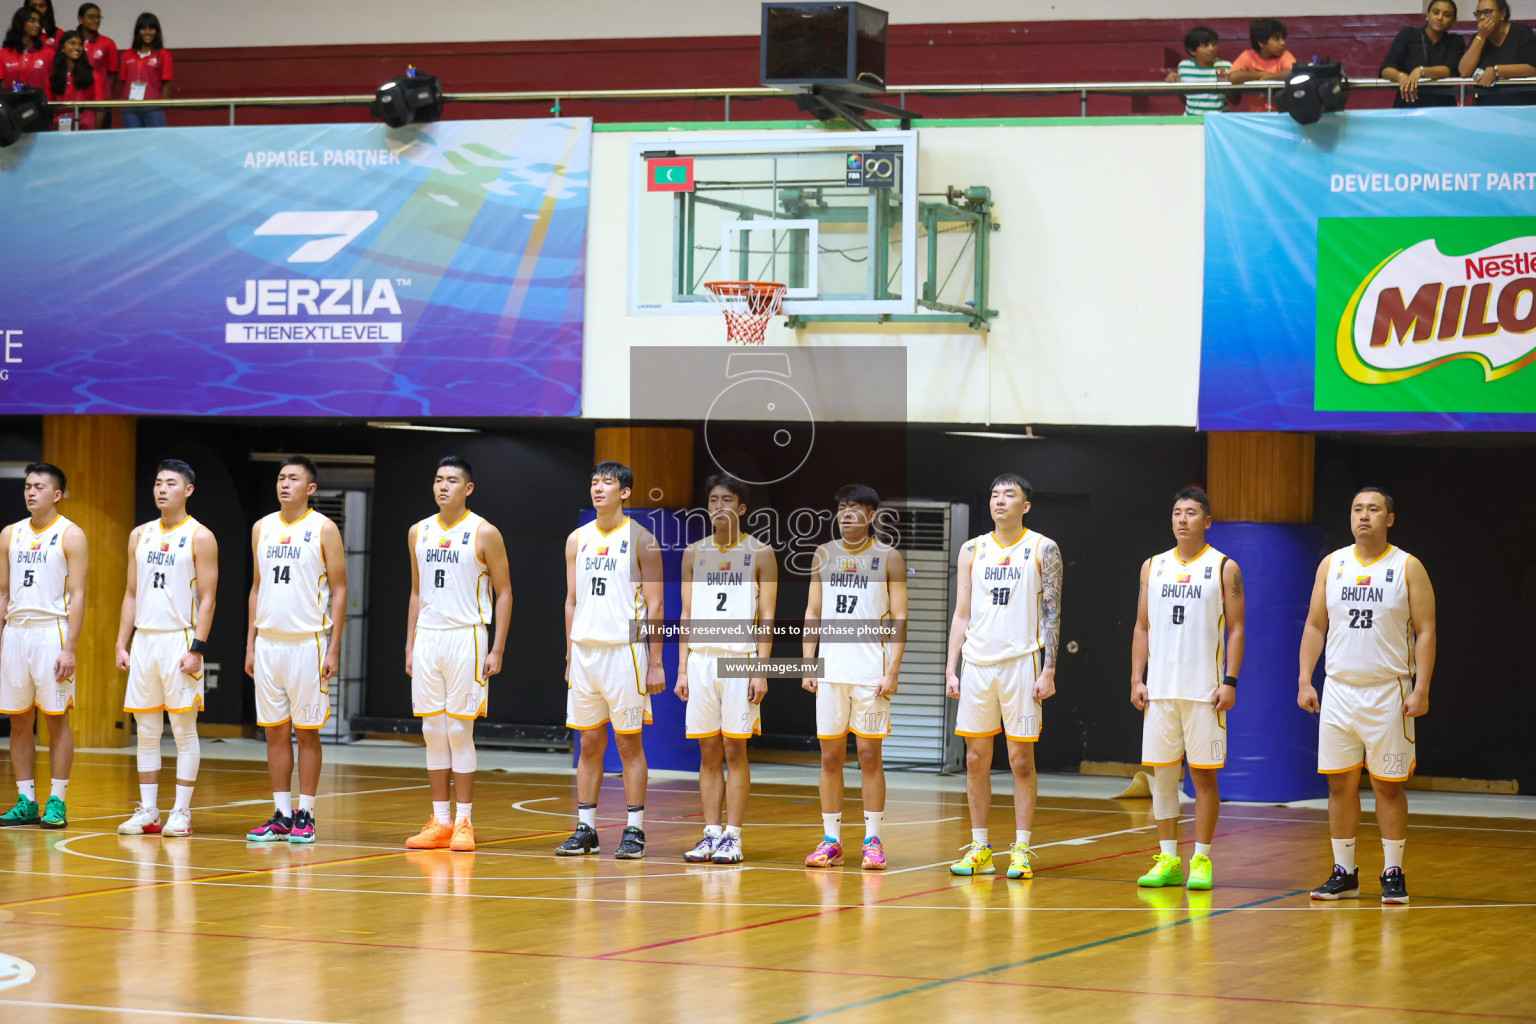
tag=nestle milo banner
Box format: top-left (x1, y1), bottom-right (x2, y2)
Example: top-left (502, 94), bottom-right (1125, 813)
top-left (1201, 108), bottom-right (1536, 430)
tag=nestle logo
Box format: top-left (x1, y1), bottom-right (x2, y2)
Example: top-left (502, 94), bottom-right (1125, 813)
top-left (1464, 251), bottom-right (1536, 281)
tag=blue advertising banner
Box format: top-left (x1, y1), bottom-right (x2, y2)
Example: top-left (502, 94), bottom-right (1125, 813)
top-left (0, 119), bottom-right (589, 416)
top-left (1201, 107), bottom-right (1536, 431)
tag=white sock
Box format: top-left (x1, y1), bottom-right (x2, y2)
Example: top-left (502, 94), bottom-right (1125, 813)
top-left (1016, 830), bottom-right (1032, 849)
top-left (864, 810), bottom-right (883, 840)
top-left (1331, 837), bottom-right (1357, 871)
top-left (1382, 837), bottom-right (1405, 870)
top-left (18, 781), bottom-right (35, 801)
top-left (140, 784), bottom-right (158, 809)
top-left (723, 825), bottom-right (741, 838)
top-left (1194, 842), bottom-right (1212, 859)
top-left (274, 792), bottom-right (293, 817)
top-left (174, 784), bottom-right (194, 811)
top-left (298, 794), bottom-right (315, 813)
top-left (626, 805), bottom-right (644, 829)
top-left (703, 824), bottom-right (723, 838)
top-left (1160, 839), bottom-right (1178, 857)
top-left (821, 812), bottom-right (841, 839)
top-left (455, 802), bottom-right (472, 824)
top-left (50, 779), bottom-right (68, 800)
top-left (972, 828), bottom-right (989, 847)
top-left (433, 800), bottom-right (451, 825)
top-left (578, 804), bottom-right (597, 829)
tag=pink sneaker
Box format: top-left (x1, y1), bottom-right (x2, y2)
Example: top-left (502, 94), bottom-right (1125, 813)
top-left (861, 836), bottom-right (887, 871)
top-left (805, 837), bottom-right (844, 868)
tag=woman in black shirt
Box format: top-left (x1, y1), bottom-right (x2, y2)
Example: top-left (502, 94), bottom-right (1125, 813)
top-left (1459, 0), bottom-right (1536, 105)
top-left (1382, 1), bottom-right (1466, 106)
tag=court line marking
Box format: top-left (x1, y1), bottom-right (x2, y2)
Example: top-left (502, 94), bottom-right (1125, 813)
top-left (0, 1000), bottom-right (357, 1023)
top-left (63, 784), bottom-right (432, 823)
top-left (882, 821), bottom-right (1161, 874)
top-left (0, 952), bottom-right (35, 992)
top-left (509, 795), bottom-right (962, 827)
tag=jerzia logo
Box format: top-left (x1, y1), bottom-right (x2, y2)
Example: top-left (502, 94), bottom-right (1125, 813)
top-left (1337, 236), bottom-right (1536, 384)
top-left (253, 211), bottom-right (380, 264)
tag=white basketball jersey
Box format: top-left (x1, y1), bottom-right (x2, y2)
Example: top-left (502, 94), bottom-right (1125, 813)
top-left (818, 537), bottom-right (892, 686)
top-left (689, 533), bottom-right (765, 655)
top-left (414, 510), bottom-right (491, 630)
top-left (1146, 544), bottom-right (1228, 701)
top-left (1325, 544), bottom-right (1414, 686)
top-left (134, 516), bottom-right (203, 631)
top-left (255, 509), bottom-right (333, 634)
top-left (961, 530), bottom-right (1045, 666)
top-left (572, 518), bottom-right (646, 645)
top-left (6, 514), bottom-right (76, 625)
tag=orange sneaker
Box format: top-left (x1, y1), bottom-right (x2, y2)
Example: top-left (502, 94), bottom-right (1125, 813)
top-left (450, 820), bottom-right (476, 852)
top-left (405, 817), bottom-right (453, 850)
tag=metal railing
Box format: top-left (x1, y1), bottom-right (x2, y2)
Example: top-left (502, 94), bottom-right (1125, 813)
top-left (59, 76), bottom-right (1525, 125)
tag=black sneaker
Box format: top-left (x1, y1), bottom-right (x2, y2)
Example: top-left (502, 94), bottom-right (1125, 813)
top-left (555, 823), bottom-right (600, 856)
top-left (1380, 866), bottom-right (1409, 905)
top-left (1310, 864), bottom-right (1360, 900)
top-left (615, 825), bottom-right (646, 859)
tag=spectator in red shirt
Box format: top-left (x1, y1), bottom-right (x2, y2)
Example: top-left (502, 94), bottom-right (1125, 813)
top-left (118, 10), bottom-right (170, 128)
top-left (76, 3), bottom-right (116, 126)
top-left (48, 29), bottom-right (103, 128)
top-left (1, 5), bottom-right (54, 89)
top-left (1229, 18), bottom-right (1298, 111)
top-left (25, 0), bottom-right (56, 47)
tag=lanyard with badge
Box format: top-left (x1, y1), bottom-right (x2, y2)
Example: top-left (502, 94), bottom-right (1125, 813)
top-left (129, 49), bottom-right (150, 100)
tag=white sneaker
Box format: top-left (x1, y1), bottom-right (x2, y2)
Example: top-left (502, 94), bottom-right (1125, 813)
top-left (711, 833), bottom-right (744, 864)
top-left (117, 803), bottom-right (162, 835)
top-left (683, 833), bottom-right (719, 862)
top-left (163, 807), bottom-right (193, 837)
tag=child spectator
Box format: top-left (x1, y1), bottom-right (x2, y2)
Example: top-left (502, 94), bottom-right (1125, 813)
top-left (1229, 17), bottom-right (1297, 111)
top-left (48, 29), bottom-right (103, 128)
top-left (117, 10), bottom-right (171, 128)
top-left (1459, 0), bottom-right (1536, 105)
top-left (25, 0), bottom-right (56, 47)
top-left (1, 5), bottom-right (53, 89)
top-left (1166, 26), bottom-right (1232, 115)
top-left (1381, 2), bottom-right (1465, 107)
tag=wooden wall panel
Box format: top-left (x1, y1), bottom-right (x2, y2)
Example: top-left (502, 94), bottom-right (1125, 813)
top-left (1207, 431), bottom-right (1314, 525)
top-left (593, 427), bottom-right (694, 510)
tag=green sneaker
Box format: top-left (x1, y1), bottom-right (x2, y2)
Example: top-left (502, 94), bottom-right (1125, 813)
top-left (0, 793), bottom-right (40, 826)
top-left (1186, 853), bottom-right (1214, 890)
top-left (1136, 851), bottom-right (1184, 888)
top-left (949, 841), bottom-right (996, 876)
top-left (39, 795), bottom-right (68, 829)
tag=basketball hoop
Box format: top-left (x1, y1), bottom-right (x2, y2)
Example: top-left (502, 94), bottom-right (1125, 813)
top-left (703, 281), bottom-right (787, 345)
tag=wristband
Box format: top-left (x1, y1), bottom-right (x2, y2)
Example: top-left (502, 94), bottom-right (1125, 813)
top-left (1222, 674), bottom-right (1238, 688)
top-left (189, 638), bottom-right (208, 654)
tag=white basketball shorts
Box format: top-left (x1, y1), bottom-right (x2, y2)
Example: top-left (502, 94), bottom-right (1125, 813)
top-left (124, 628), bottom-right (204, 714)
top-left (955, 653), bottom-right (1042, 743)
top-left (254, 630), bottom-right (330, 729)
top-left (0, 620), bottom-right (74, 715)
top-left (567, 640), bottom-right (652, 734)
top-left (816, 681), bottom-right (890, 740)
top-left (1318, 676), bottom-right (1416, 781)
top-left (1142, 698), bottom-right (1226, 769)
top-left (684, 649), bottom-right (761, 740)
top-left (412, 625), bottom-right (487, 720)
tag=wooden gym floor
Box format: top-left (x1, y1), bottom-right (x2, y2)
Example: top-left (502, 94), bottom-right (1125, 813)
top-left (1, 743), bottom-right (1534, 1023)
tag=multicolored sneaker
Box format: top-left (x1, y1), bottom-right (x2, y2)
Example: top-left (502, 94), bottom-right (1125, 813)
top-left (555, 823), bottom-right (600, 856)
top-left (711, 833), bottom-right (744, 864)
top-left (1006, 842), bottom-right (1034, 880)
top-left (949, 841), bottom-right (995, 876)
top-left (1137, 852), bottom-right (1184, 888)
top-left (450, 820), bottom-right (476, 852)
top-left (405, 817), bottom-right (454, 850)
top-left (40, 795), bottom-right (68, 829)
top-left (163, 808), bottom-right (193, 837)
top-left (615, 825), bottom-right (646, 859)
top-left (1310, 864), bottom-right (1360, 901)
top-left (117, 803), bottom-right (162, 835)
top-left (804, 837), bottom-right (844, 868)
top-left (861, 836), bottom-right (887, 871)
top-left (1380, 867), bottom-right (1409, 905)
top-left (1187, 853), bottom-right (1214, 890)
top-left (684, 833), bottom-right (720, 863)
top-left (247, 810), bottom-right (294, 842)
top-left (289, 810), bottom-right (317, 845)
top-left (0, 793), bottom-right (40, 826)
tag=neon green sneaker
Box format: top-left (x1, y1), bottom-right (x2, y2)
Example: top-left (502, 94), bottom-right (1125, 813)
top-left (1186, 853), bottom-right (1214, 890)
top-left (1136, 852), bottom-right (1184, 888)
top-left (40, 795), bottom-right (68, 829)
top-left (1006, 842), bottom-right (1034, 879)
top-left (949, 841), bottom-right (996, 876)
top-left (0, 793), bottom-right (40, 826)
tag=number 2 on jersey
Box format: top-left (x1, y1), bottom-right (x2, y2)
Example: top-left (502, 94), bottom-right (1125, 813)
top-left (716, 592), bottom-right (728, 612)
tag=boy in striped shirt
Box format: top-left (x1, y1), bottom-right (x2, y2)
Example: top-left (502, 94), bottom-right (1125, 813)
top-left (1166, 26), bottom-right (1231, 115)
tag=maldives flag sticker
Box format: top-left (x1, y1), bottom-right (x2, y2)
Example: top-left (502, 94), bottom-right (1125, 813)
top-left (648, 157), bottom-right (695, 193)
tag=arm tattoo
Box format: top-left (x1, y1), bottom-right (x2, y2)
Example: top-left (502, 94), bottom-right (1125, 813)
top-left (1230, 564), bottom-right (1243, 598)
top-left (1040, 540), bottom-right (1063, 670)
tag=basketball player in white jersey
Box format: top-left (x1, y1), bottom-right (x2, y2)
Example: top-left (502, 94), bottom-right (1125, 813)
top-left (115, 460), bottom-right (220, 838)
top-left (1299, 487), bottom-right (1435, 905)
top-left (802, 484), bottom-right (908, 871)
top-left (1130, 487), bottom-right (1245, 891)
top-left (946, 474), bottom-right (1063, 879)
top-left (558, 461), bottom-right (666, 859)
top-left (0, 463), bottom-right (87, 829)
top-left (244, 456), bottom-right (348, 844)
top-left (676, 474), bottom-right (777, 864)
top-left (403, 456), bottom-right (513, 853)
